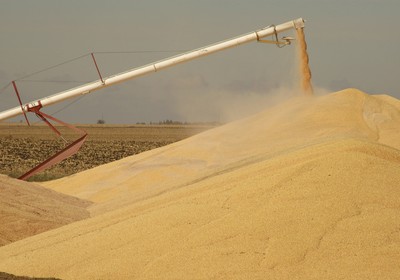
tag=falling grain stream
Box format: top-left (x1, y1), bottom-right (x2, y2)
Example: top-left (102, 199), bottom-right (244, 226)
top-left (297, 28), bottom-right (314, 96)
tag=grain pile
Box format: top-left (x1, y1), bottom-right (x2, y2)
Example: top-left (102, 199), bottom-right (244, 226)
top-left (0, 175), bottom-right (91, 246)
top-left (0, 88), bottom-right (399, 279)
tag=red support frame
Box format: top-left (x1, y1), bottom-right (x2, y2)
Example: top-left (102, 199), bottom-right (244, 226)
top-left (17, 103), bottom-right (88, 181)
top-left (91, 53), bottom-right (105, 84)
top-left (12, 81), bottom-right (30, 126)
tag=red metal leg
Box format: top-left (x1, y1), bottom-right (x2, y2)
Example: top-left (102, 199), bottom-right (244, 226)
top-left (18, 105), bottom-right (88, 181)
top-left (91, 53), bottom-right (105, 84)
top-left (12, 81), bottom-right (30, 126)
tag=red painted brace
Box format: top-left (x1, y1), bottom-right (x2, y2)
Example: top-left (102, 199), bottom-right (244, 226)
top-left (12, 81), bottom-right (30, 126)
top-left (18, 103), bottom-right (88, 181)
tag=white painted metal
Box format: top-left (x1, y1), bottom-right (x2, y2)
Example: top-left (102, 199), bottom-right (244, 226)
top-left (0, 18), bottom-right (305, 121)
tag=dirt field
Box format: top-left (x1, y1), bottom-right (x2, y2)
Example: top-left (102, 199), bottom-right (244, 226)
top-left (0, 271), bottom-right (59, 279)
top-left (0, 123), bottom-right (214, 181)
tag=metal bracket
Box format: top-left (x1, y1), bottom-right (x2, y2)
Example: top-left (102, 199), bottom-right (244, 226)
top-left (258, 38), bottom-right (290, 47)
top-left (257, 25), bottom-right (294, 48)
top-left (293, 18), bottom-right (305, 29)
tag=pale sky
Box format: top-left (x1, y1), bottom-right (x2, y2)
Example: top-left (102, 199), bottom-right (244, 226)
top-left (0, 0), bottom-right (399, 124)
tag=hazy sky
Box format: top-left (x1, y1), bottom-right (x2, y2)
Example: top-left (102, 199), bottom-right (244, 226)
top-left (0, 0), bottom-right (399, 123)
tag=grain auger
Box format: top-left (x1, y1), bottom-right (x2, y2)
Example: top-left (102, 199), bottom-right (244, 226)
top-left (0, 18), bottom-right (306, 180)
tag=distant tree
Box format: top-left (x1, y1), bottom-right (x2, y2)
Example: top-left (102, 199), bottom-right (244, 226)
top-left (97, 119), bottom-right (106, 124)
top-left (159, 119), bottom-right (183, 125)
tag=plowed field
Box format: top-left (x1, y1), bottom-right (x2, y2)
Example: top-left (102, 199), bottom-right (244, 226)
top-left (0, 124), bottom-right (214, 181)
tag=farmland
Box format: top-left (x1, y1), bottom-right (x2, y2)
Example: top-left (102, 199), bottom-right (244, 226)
top-left (0, 123), bottom-right (215, 181)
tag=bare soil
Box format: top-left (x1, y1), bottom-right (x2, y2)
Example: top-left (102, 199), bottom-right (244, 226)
top-left (0, 272), bottom-right (59, 279)
top-left (0, 123), bottom-right (214, 181)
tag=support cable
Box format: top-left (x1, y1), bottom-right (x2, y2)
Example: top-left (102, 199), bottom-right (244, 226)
top-left (16, 80), bottom-right (91, 84)
top-left (48, 95), bottom-right (86, 117)
top-left (32, 95), bottom-right (87, 125)
top-left (15, 53), bottom-right (91, 82)
top-left (3, 49), bottom-right (191, 121)
top-left (93, 50), bottom-right (188, 54)
top-left (13, 50), bottom-right (190, 84)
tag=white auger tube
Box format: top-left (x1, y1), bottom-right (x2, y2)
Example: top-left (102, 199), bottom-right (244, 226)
top-left (0, 18), bottom-right (305, 121)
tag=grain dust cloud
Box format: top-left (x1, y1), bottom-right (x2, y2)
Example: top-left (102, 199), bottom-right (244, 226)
top-left (296, 28), bottom-right (314, 96)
